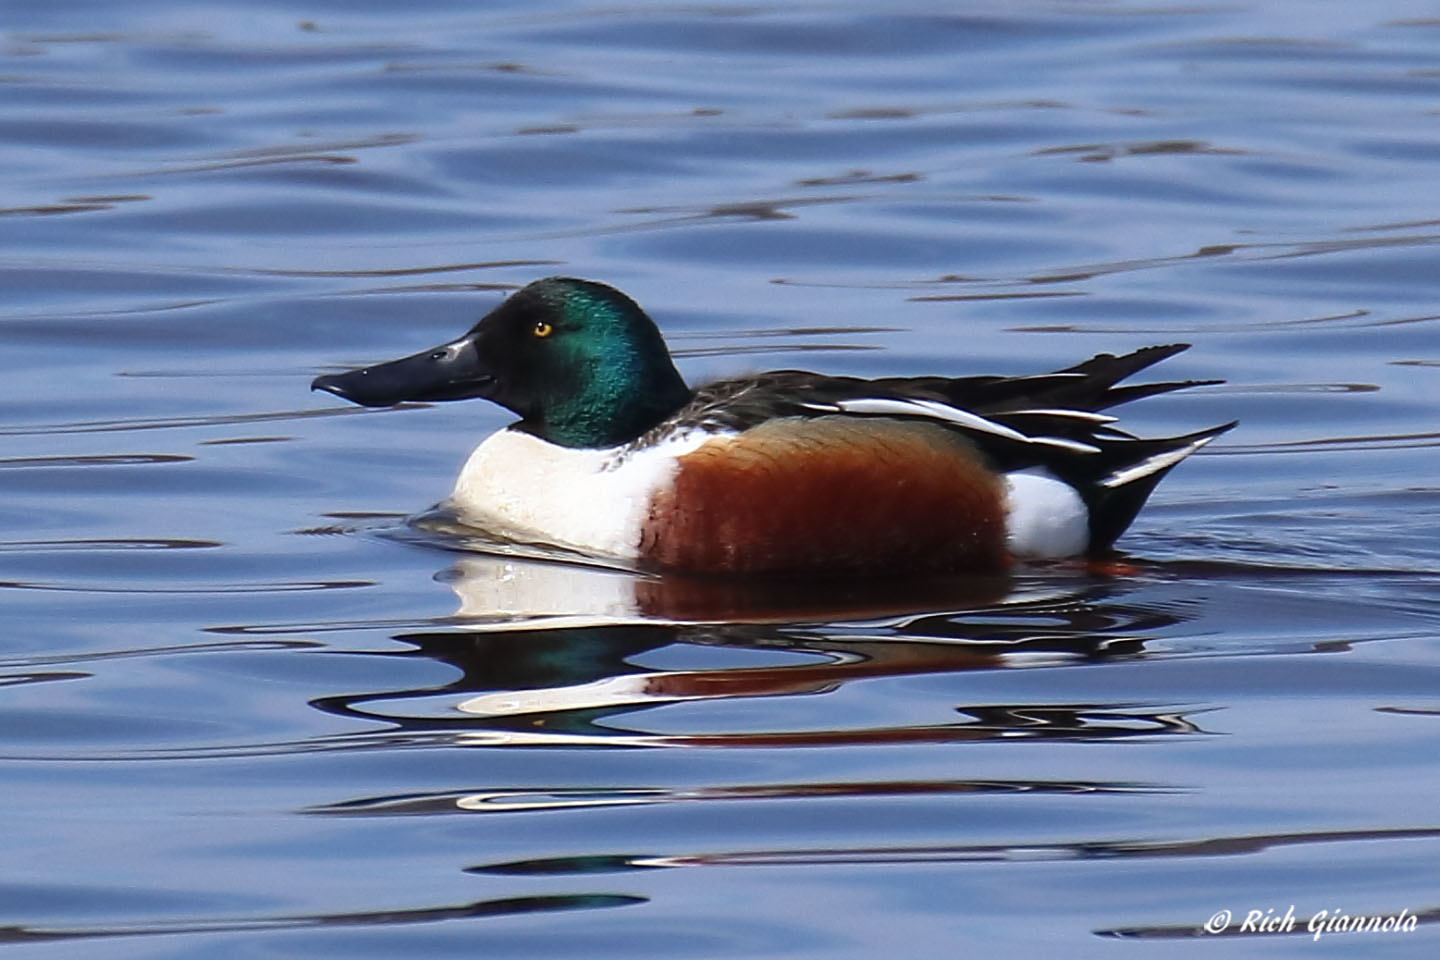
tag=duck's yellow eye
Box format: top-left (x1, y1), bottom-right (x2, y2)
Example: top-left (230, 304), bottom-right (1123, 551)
top-left (533, 320), bottom-right (553, 338)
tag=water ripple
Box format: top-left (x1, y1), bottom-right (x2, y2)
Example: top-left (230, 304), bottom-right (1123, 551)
top-left (310, 777), bottom-right (1180, 817)
top-left (0, 894), bottom-right (644, 947)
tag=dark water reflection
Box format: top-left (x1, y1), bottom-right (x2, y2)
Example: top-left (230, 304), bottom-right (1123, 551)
top-left (4, 1), bottom-right (1440, 956)
top-left (310, 571), bottom-right (1206, 750)
top-left (0, 894), bottom-right (645, 948)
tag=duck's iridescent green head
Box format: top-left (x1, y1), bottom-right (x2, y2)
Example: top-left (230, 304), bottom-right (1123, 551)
top-left (312, 277), bottom-right (693, 448)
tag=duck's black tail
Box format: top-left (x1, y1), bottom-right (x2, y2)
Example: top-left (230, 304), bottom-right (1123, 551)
top-left (1077, 419), bottom-right (1237, 551)
top-left (959, 344), bottom-right (1236, 551)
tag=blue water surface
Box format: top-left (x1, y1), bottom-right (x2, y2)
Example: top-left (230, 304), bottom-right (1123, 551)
top-left (2, 1), bottom-right (1439, 957)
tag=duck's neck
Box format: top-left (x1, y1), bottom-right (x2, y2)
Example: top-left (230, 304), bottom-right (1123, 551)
top-left (535, 361), bottom-right (692, 449)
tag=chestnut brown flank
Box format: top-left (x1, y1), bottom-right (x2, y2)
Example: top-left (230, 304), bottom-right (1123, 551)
top-left (639, 417), bottom-right (1006, 574)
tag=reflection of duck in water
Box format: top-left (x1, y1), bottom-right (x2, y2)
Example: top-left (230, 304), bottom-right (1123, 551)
top-left (437, 552), bottom-right (1015, 627)
top-left (314, 278), bottom-right (1233, 575)
top-left (310, 560), bottom-right (1204, 750)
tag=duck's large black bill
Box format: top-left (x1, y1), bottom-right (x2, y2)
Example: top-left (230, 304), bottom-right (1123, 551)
top-left (311, 334), bottom-right (493, 407)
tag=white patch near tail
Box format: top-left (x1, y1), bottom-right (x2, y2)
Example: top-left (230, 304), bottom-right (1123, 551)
top-left (1004, 468), bottom-right (1090, 559)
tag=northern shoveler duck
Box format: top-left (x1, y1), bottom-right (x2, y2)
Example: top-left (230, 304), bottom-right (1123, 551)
top-left (313, 277), bottom-right (1235, 575)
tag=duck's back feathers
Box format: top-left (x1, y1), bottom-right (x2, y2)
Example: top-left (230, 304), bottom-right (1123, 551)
top-left (653, 344), bottom-right (1234, 553)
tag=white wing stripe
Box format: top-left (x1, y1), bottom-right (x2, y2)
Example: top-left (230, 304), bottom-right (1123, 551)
top-left (1030, 436), bottom-right (1102, 454)
top-left (1099, 435), bottom-right (1216, 488)
top-left (830, 397), bottom-right (1104, 453)
top-left (833, 397), bottom-right (1031, 442)
top-left (1007, 408), bottom-right (1119, 424)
